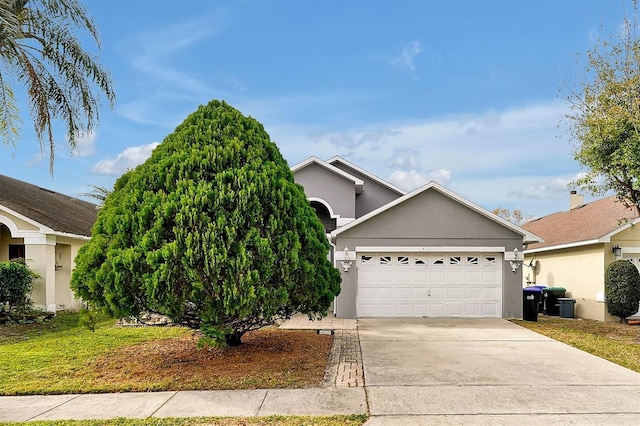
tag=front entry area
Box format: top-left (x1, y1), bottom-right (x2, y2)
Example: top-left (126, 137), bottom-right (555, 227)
top-left (356, 252), bottom-right (502, 318)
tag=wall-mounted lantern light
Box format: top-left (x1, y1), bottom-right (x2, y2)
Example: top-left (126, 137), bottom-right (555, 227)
top-left (504, 248), bottom-right (524, 272)
top-left (612, 244), bottom-right (622, 258)
top-left (338, 247), bottom-right (355, 272)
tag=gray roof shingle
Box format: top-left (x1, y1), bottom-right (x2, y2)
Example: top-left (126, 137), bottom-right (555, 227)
top-left (0, 174), bottom-right (97, 237)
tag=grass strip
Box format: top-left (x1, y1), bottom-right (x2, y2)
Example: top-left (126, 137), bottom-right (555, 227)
top-left (0, 415), bottom-right (368, 426)
top-left (512, 317), bottom-right (640, 372)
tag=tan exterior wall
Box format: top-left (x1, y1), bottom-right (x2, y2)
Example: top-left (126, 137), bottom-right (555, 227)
top-left (1, 212), bottom-right (88, 311)
top-left (524, 244), bottom-right (611, 321)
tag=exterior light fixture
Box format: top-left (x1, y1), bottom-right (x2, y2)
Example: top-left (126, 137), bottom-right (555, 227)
top-left (340, 247), bottom-right (354, 272)
top-left (505, 248), bottom-right (524, 272)
top-left (612, 244), bottom-right (622, 258)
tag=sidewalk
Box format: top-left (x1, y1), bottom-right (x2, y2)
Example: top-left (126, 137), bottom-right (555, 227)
top-left (0, 315), bottom-right (367, 422)
top-left (0, 388), bottom-right (367, 422)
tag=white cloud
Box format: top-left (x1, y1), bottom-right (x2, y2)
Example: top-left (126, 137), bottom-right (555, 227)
top-left (70, 131), bottom-right (97, 157)
top-left (507, 176), bottom-right (576, 200)
top-left (392, 40), bottom-right (422, 73)
top-left (386, 148), bottom-right (421, 171)
top-left (92, 142), bottom-right (160, 176)
top-left (388, 169), bottom-right (451, 191)
top-left (264, 98), bottom-right (582, 216)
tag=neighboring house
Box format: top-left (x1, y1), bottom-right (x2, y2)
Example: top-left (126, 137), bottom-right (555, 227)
top-left (292, 156), bottom-right (540, 319)
top-left (0, 174), bottom-right (97, 312)
top-left (521, 192), bottom-right (640, 321)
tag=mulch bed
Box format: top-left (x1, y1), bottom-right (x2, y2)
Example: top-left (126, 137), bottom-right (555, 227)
top-left (86, 329), bottom-right (333, 391)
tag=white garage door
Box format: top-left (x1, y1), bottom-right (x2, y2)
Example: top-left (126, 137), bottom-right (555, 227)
top-left (356, 252), bottom-right (502, 318)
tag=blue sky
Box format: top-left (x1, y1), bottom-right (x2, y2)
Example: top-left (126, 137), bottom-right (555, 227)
top-left (0, 0), bottom-right (633, 218)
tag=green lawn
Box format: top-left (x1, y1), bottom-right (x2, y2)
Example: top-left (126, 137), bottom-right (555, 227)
top-left (0, 415), bottom-right (368, 426)
top-left (0, 313), bottom-right (189, 395)
top-left (512, 316), bottom-right (640, 372)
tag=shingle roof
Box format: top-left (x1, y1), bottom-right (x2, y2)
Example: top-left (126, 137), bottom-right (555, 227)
top-left (0, 174), bottom-right (97, 237)
top-left (522, 195), bottom-right (639, 251)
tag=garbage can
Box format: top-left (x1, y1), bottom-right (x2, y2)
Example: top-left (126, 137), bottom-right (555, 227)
top-left (527, 285), bottom-right (547, 312)
top-left (523, 287), bottom-right (543, 321)
top-left (542, 287), bottom-right (566, 316)
top-left (558, 298), bottom-right (576, 318)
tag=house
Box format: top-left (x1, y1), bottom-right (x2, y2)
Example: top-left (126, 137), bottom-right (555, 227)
top-left (292, 156), bottom-right (541, 319)
top-left (0, 174), bottom-right (97, 312)
top-left (520, 192), bottom-right (640, 321)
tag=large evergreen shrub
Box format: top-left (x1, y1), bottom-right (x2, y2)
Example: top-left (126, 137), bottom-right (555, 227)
top-left (71, 100), bottom-right (341, 346)
top-left (605, 260), bottom-right (640, 323)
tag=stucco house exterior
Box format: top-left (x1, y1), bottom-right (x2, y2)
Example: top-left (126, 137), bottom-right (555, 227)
top-left (0, 174), bottom-right (96, 312)
top-left (292, 156), bottom-right (541, 319)
top-left (521, 192), bottom-right (640, 321)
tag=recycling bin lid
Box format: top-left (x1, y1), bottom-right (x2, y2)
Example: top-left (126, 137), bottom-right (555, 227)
top-left (523, 287), bottom-right (542, 293)
top-left (545, 286), bottom-right (566, 291)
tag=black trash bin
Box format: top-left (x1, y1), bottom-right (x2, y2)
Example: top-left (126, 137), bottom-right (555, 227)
top-left (523, 287), bottom-right (543, 321)
top-left (528, 285), bottom-right (547, 312)
top-left (558, 298), bottom-right (576, 318)
top-left (542, 287), bottom-right (566, 316)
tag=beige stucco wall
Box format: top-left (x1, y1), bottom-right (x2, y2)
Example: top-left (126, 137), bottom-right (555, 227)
top-left (524, 244), bottom-right (617, 321)
top-left (0, 224), bottom-right (24, 261)
top-left (1, 212), bottom-right (87, 311)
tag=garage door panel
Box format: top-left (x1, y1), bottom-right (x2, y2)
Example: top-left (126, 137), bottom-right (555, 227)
top-left (356, 252), bottom-right (502, 318)
top-left (429, 270), bottom-right (446, 283)
top-left (465, 287), bottom-right (481, 299)
top-left (412, 287), bottom-right (429, 298)
top-left (447, 287), bottom-right (464, 299)
top-left (482, 271), bottom-right (499, 282)
top-left (446, 304), bottom-right (464, 316)
top-left (465, 271), bottom-right (481, 283)
top-left (429, 286), bottom-right (446, 299)
top-left (396, 287), bottom-right (412, 299)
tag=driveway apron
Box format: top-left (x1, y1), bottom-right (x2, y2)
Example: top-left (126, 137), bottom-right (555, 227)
top-left (359, 318), bottom-right (640, 426)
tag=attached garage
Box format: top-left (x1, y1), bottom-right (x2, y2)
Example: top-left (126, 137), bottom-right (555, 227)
top-left (331, 182), bottom-right (540, 319)
top-left (356, 251), bottom-right (502, 318)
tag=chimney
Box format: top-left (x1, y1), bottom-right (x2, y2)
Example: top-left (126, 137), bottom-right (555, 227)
top-left (570, 190), bottom-right (584, 210)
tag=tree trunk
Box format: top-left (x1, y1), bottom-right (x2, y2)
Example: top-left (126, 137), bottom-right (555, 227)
top-left (225, 331), bottom-right (244, 346)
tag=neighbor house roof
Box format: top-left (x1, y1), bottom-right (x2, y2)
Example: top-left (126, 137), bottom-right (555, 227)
top-left (331, 181), bottom-right (541, 244)
top-left (0, 174), bottom-right (97, 237)
top-left (290, 156), bottom-right (364, 194)
top-left (522, 195), bottom-right (640, 253)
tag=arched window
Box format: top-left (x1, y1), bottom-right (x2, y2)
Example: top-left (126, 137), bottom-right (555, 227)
top-left (309, 201), bottom-right (337, 232)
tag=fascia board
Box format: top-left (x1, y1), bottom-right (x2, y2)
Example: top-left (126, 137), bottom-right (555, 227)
top-left (523, 239), bottom-right (601, 254)
top-left (291, 156), bottom-right (364, 191)
top-left (326, 156), bottom-right (406, 195)
top-left (0, 203), bottom-right (54, 234)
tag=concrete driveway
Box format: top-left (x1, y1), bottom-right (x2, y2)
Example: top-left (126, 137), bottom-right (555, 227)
top-left (359, 318), bottom-right (640, 425)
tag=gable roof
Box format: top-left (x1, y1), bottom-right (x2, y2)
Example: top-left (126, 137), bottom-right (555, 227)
top-left (331, 181), bottom-right (541, 244)
top-left (327, 156), bottom-right (406, 196)
top-left (290, 156), bottom-right (364, 194)
top-left (522, 195), bottom-right (639, 253)
top-left (0, 174), bottom-right (97, 237)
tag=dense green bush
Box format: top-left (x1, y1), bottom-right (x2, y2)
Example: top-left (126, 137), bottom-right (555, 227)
top-left (0, 260), bottom-right (37, 313)
top-left (605, 260), bottom-right (640, 323)
top-left (71, 100), bottom-right (341, 346)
